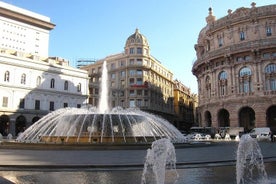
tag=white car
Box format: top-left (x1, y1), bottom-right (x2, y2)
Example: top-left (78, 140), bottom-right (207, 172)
top-left (250, 127), bottom-right (271, 141)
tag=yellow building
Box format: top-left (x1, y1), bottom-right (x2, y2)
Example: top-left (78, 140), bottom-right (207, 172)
top-left (173, 79), bottom-right (198, 131)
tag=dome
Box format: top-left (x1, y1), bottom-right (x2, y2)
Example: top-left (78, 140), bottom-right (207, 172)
top-left (125, 28), bottom-right (149, 47)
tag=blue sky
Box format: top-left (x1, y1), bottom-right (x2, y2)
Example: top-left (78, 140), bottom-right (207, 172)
top-left (2, 0), bottom-right (275, 93)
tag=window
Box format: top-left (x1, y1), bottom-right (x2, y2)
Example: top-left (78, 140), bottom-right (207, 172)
top-left (129, 78), bottom-right (135, 85)
top-left (111, 81), bottom-right (115, 87)
top-left (50, 78), bottom-right (55, 88)
top-left (19, 98), bottom-right (25, 109)
top-left (130, 90), bottom-right (135, 96)
top-left (144, 90), bottom-right (148, 96)
top-left (35, 100), bottom-right (40, 110)
top-left (137, 90), bottom-right (142, 96)
top-left (265, 64), bottom-right (276, 91)
top-left (205, 76), bottom-right (211, 98)
top-left (137, 70), bottom-right (143, 75)
top-left (64, 81), bottom-right (68, 90)
top-left (137, 78), bottom-right (143, 85)
top-left (130, 48), bottom-right (134, 54)
top-left (77, 83), bottom-right (81, 92)
top-left (265, 64), bottom-right (276, 73)
top-left (2, 97), bottom-right (8, 107)
top-left (136, 59), bottom-right (143, 65)
top-left (77, 104), bottom-right (81, 108)
top-left (218, 37), bottom-right (223, 47)
top-left (144, 99), bottom-right (149, 106)
top-left (129, 59), bottom-right (135, 65)
top-left (240, 31), bottom-right (245, 41)
top-left (111, 73), bottom-right (115, 79)
top-left (244, 56), bottom-right (251, 61)
top-left (120, 60), bottom-right (125, 67)
top-left (111, 63), bottom-right (115, 69)
top-left (49, 101), bottom-right (54, 111)
top-left (36, 76), bottom-right (41, 86)
top-left (129, 70), bottom-right (135, 76)
top-left (4, 71), bottom-right (10, 82)
top-left (263, 53), bottom-right (270, 59)
top-left (64, 103), bottom-right (68, 108)
top-left (136, 99), bottom-right (142, 107)
top-left (266, 27), bottom-right (272, 36)
top-left (121, 80), bottom-right (125, 88)
top-left (120, 71), bottom-right (125, 77)
top-left (129, 99), bottom-right (135, 107)
top-left (239, 67), bottom-right (252, 77)
top-left (21, 73), bottom-right (26, 84)
top-left (218, 71), bottom-right (228, 96)
top-left (95, 88), bottom-right (99, 95)
top-left (137, 47), bottom-right (142, 54)
top-left (239, 67), bottom-right (253, 93)
top-left (219, 71), bottom-right (227, 80)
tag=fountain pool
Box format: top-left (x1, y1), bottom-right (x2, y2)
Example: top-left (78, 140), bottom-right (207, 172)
top-left (16, 107), bottom-right (185, 144)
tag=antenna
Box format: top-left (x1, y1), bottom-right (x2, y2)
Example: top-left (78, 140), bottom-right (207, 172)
top-left (209, 0), bottom-right (213, 8)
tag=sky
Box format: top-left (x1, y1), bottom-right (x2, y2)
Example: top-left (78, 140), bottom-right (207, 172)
top-left (1, 0), bottom-right (275, 93)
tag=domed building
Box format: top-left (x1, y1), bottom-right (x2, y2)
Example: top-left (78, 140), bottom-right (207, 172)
top-left (192, 3), bottom-right (276, 132)
top-left (81, 29), bottom-right (176, 122)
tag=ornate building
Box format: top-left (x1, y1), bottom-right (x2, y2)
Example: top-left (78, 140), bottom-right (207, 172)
top-left (192, 3), bottom-right (276, 132)
top-left (81, 29), bottom-right (175, 121)
top-left (0, 2), bottom-right (89, 136)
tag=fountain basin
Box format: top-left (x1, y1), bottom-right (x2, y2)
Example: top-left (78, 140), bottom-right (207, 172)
top-left (16, 107), bottom-right (185, 144)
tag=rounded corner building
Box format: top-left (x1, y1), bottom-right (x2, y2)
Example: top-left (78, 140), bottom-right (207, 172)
top-left (192, 3), bottom-right (276, 132)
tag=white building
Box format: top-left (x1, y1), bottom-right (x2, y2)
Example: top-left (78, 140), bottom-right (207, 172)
top-left (0, 2), bottom-right (89, 136)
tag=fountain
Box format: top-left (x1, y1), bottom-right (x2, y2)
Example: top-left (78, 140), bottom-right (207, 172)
top-left (141, 138), bottom-right (178, 184)
top-left (236, 134), bottom-right (268, 184)
top-left (16, 61), bottom-right (185, 144)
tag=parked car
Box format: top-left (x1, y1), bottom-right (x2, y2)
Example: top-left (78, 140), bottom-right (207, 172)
top-left (249, 127), bottom-right (271, 141)
top-left (189, 127), bottom-right (216, 138)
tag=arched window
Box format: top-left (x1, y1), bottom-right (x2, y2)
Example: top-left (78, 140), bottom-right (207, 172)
top-left (205, 76), bottom-right (211, 98)
top-left (36, 76), bottom-right (41, 86)
top-left (218, 71), bottom-right (227, 96)
top-left (64, 81), bottom-right (68, 90)
top-left (4, 71), bottom-right (10, 82)
top-left (21, 73), bottom-right (26, 84)
top-left (50, 78), bottom-right (55, 88)
top-left (239, 67), bottom-right (253, 93)
top-left (77, 83), bottom-right (81, 92)
top-left (265, 64), bottom-right (276, 91)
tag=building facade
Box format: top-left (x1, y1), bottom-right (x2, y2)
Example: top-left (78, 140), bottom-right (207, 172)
top-left (173, 79), bottom-right (198, 131)
top-left (0, 1), bottom-right (54, 56)
top-left (192, 3), bottom-right (276, 132)
top-left (0, 2), bottom-right (89, 136)
top-left (81, 29), bottom-right (175, 121)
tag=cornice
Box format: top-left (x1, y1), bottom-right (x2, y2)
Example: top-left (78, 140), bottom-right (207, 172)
top-left (0, 7), bottom-right (55, 30)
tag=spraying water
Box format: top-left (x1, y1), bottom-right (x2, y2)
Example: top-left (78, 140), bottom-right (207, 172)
top-left (141, 138), bottom-right (178, 184)
top-left (236, 134), bottom-right (268, 184)
top-left (98, 61), bottom-right (109, 113)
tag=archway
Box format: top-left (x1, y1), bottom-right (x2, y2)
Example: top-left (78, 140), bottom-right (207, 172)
top-left (204, 111), bottom-right (212, 127)
top-left (217, 108), bottom-right (230, 127)
top-left (0, 115), bottom-right (10, 136)
top-left (266, 105), bottom-right (276, 133)
top-left (239, 107), bottom-right (255, 132)
top-left (16, 115), bottom-right (26, 135)
top-left (32, 116), bottom-right (40, 124)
